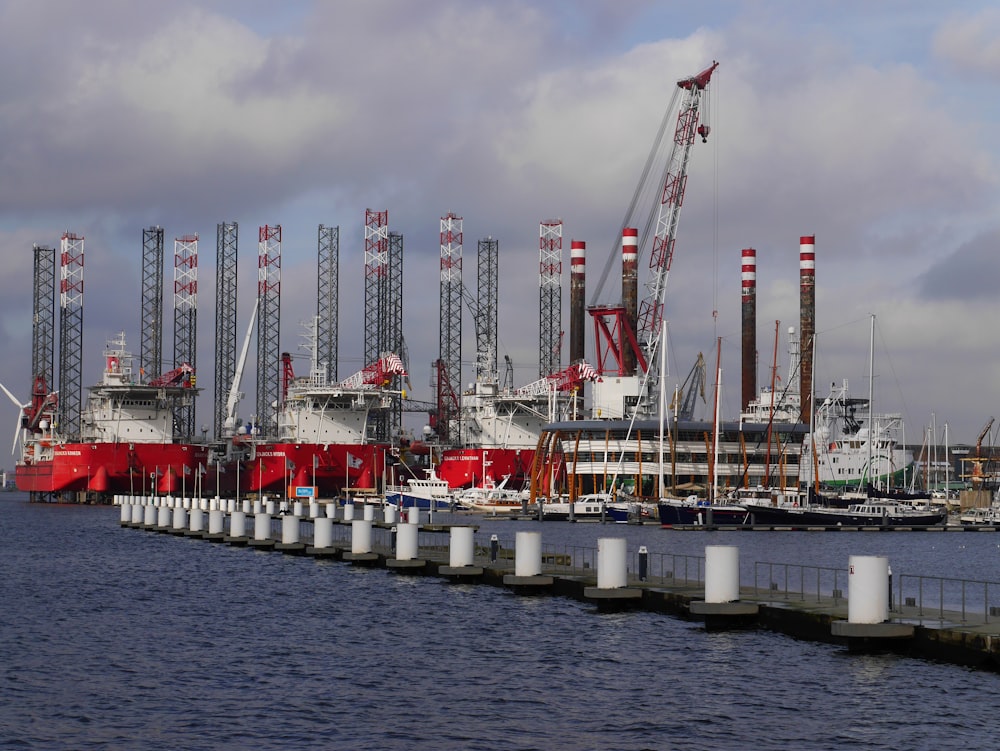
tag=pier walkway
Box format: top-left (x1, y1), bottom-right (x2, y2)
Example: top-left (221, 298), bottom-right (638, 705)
top-left (120, 505), bottom-right (1000, 672)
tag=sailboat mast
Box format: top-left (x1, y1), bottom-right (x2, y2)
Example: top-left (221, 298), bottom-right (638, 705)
top-left (867, 314), bottom-right (875, 491)
top-left (711, 337), bottom-right (722, 504)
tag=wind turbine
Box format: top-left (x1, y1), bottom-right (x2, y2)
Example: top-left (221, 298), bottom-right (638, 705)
top-left (0, 382), bottom-right (28, 456)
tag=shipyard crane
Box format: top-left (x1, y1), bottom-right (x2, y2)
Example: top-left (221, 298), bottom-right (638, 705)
top-left (149, 363), bottom-right (195, 388)
top-left (515, 361), bottom-right (599, 398)
top-left (589, 61), bottom-right (718, 382)
top-left (223, 300), bottom-right (258, 435)
top-left (968, 416), bottom-right (995, 487)
top-left (672, 352), bottom-right (707, 421)
top-left (339, 353), bottom-right (408, 390)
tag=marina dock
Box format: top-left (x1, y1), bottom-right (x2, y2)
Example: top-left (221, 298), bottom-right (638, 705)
top-left (118, 495), bottom-right (1000, 672)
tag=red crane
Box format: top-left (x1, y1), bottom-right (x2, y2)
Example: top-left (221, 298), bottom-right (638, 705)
top-left (590, 61), bottom-right (718, 377)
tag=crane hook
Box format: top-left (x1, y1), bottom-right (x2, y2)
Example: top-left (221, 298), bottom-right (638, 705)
top-left (697, 124), bottom-right (711, 143)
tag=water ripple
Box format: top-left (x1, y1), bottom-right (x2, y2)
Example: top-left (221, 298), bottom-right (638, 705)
top-left (3, 498), bottom-right (1000, 750)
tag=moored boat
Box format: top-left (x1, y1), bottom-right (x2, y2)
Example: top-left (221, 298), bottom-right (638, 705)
top-left (384, 465), bottom-right (453, 510)
top-left (741, 498), bottom-right (947, 527)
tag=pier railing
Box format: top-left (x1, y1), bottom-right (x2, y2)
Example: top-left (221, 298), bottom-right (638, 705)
top-left (752, 561), bottom-right (1000, 625)
top-left (893, 573), bottom-right (1000, 625)
top-left (251, 517), bottom-right (1000, 624)
top-left (753, 562), bottom-right (847, 605)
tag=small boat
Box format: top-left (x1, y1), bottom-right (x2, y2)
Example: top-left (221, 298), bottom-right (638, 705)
top-left (959, 506), bottom-right (1000, 526)
top-left (452, 475), bottom-right (526, 514)
top-left (539, 493), bottom-right (611, 521)
top-left (605, 499), bottom-right (659, 523)
top-left (384, 466), bottom-right (453, 510)
top-left (657, 494), bottom-right (752, 526)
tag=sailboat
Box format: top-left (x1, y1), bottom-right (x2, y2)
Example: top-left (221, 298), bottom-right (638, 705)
top-left (743, 316), bottom-right (945, 527)
top-left (658, 338), bottom-right (753, 526)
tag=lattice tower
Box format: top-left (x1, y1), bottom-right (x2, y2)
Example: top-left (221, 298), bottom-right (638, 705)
top-left (439, 213), bottom-right (463, 443)
top-left (477, 237), bottom-right (498, 383)
top-left (58, 233), bottom-right (84, 438)
top-left (380, 231), bottom-right (405, 441)
top-left (32, 245), bottom-right (56, 387)
top-left (173, 234), bottom-right (198, 439)
top-left (214, 222), bottom-right (238, 439)
top-left (256, 225), bottom-right (281, 439)
top-left (140, 226), bottom-right (164, 381)
top-left (364, 210), bottom-right (388, 370)
top-left (539, 220), bottom-right (563, 378)
top-left (317, 225), bottom-right (339, 383)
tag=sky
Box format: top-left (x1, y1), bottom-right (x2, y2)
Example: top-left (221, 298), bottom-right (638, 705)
top-left (2, 0), bottom-right (1000, 466)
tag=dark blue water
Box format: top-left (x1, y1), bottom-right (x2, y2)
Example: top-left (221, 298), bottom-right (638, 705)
top-left (3, 494), bottom-right (1000, 750)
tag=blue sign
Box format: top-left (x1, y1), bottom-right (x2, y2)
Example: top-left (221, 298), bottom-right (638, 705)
top-left (294, 486), bottom-right (316, 498)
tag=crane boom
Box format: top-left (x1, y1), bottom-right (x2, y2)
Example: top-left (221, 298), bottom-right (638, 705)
top-left (637, 61), bottom-right (718, 362)
top-left (224, 299), bottom-right (258, 433)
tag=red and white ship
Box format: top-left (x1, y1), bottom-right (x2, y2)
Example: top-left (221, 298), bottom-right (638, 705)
top-left (436, 363), bottom-right (598, 491)
top-left (11, 333), bottom-right (208, 500)
top-left (226, 348), bottom-right (406, 498)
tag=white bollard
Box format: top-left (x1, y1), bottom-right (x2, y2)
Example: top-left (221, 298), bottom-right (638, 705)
top-left (243, 500), bottom-right (251, 514)
top-left (325, 502), bottom-right (337, 519)
top-left (183, 497), bottom-right (191, 510)
top-left (597, 537), bottom-right (628, 589)
top-left (265, 500), bottom-right (276, 515)
top-left (384, 504), bottom-right (397, 524)
top-left (282, 514), bottom-right (300, 544)
top-left (230, 510), bottom-right (246, 538)
top-left (351, 519), bottom-right (373, 553)
top-left (200, 498), bottom-right (209, 512)
top-left (172, 506), bottom-right (187, 530)
top-left (309, 501), bottom-right (319, 519)
top-left (515, 531), bottom-right (542, 577)
top-left (363, 504), bottom-right (375, 521)
top-left (157, 506), bottom-right (171, 528)
top-left (705, 545), bottom-right (741, 603)
top-left (189, 507), bottom-right (204, 532)
top-left (228, 498), bottom-right (236, 514)
top-left (449, 526), bottom-right (475, 567)
top-left (314, 517), bottom-right (333, 548)
top-left (254, 512), bottom-right (271, 541)
top-left (848, 555), bottom-right (890, 624)
top-left (143, 504), bottom-right (156, 527)
top-left (253, 500), bottom-right (262, 514)
top-left (343, 502), bottom-right (355, 521)
top-left (120, 502), bottom-right (131, 523)
top-left (408, 507), bottom-right (421, 526)
top-left (208, 508), bottom-right (225, 535)
top-left (396, 524), bottom-right (418, 560)
top-left (293, 501), bottom-right (303, 517)
top-left (131, 502), bottom-right (144, 524)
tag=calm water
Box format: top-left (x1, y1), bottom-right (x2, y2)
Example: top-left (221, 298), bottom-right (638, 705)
top-left (3, 494), bottom-right (1000, 750)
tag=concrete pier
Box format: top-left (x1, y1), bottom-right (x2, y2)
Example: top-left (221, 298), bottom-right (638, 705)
top-left (118, 511), bottom-right (1000, 672)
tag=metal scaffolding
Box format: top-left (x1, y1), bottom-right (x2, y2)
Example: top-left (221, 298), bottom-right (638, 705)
top-left (140, 226), bottom-right (164, 381)
top-left (214, 222), bottom-right (238, 439)
top-left (539, 220), bottom-right (563, 378)
top-left (364, 210), bottom-right (388, 372)
top-left (317, 224), bottom-right (339, 383)
top-left (173, 234), bottom-right (198, 440)
top-left (382, 230), bottom-right (404, 441)
top-left (476, 237), bottom-right (498, 383)
top-left (32, 245), bottom-right (56, 389)
top-left (438, 213), bottom-right (463, 443)
top-left (256, 225), bottom-right (281, 439)
top-left (58, 233), bottom-right (84, 438)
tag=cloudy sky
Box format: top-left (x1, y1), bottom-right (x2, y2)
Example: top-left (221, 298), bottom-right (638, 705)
top-left (2, 0), bottom-right (999, 461)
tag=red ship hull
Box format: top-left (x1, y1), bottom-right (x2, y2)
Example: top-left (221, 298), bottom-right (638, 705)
top-left (16, 442), bottom-right (211, 497)
top-left (234, 443), bottom-right (388, 497)
top-left (435, 447), bottom-right (534, 490)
